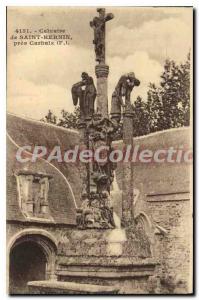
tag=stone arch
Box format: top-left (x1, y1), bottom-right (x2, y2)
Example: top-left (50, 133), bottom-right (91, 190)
top-left (135, 211), bottom-right (155, 255)
top-left (135, 211), bottom-right (152, 232)
top-left (8, 229), bottom-right (58, 293)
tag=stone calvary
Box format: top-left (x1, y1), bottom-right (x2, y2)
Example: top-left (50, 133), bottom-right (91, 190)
top-left (72, 8), bottom-right (141, 230)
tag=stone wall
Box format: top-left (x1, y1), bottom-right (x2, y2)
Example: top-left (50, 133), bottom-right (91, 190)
top-left (114, 127), bottom-right (192, 294)
top-left (146, 199), bottom-right (192, 293)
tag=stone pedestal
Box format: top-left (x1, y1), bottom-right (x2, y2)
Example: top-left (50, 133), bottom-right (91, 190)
top-left (95, 64), bottom-right (109, 117)
top-left (54, 226), bottom-right (155, 294)
top-left (55, 255), bottom-right (156, 294)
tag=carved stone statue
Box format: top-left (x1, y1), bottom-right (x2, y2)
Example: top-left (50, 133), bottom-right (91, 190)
top-left (71, 72), bottom-right (96, 120)
top-left (90, 8), bottom-right (114, 64)
top-left (76, 190), bottom-right (115, 229)
top-left (110, 72), bottom-right (140, 122)
top-left (76, 192), bottom-right (93, 228)
top-left (100, 191), bottom-right (115, 227)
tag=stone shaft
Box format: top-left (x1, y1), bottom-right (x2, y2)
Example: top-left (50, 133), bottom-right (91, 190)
top-left (95, 64), bottom-right (109, 117)
top-left (122, 110), bottom-right (134, 227)
top-left (77, 121), bottom-right (89, 195)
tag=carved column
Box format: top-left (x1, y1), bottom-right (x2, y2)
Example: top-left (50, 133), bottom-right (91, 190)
top-left (95, 64), bottom-right (109, 117)
top-left (78, 120), bottom-right (90, 196)
top-left (122, 106), bottom-right (134, 227)
top-left (75, 8), bottom-right (116, 229)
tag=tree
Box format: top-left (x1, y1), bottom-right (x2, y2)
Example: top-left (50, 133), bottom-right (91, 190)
top-left (57, 107), bottom-right (80, 129)
top-left (41, 110), bottom-right (57, 124)
top-left (41, 107), bottom-right (80, 129)
top-left (146, 83), bottom-right (164, 133)
top-left (146, 53), bottom-right (190, 131)
top-left (132, 96), bottom-right (150, 137)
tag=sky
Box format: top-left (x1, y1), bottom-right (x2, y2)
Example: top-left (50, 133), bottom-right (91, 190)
top-left (7, 7), bottom-right (193, 120)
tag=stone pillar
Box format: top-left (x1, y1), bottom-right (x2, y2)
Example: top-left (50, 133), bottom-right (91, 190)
top-left (95, 64), bottom-right (109, 117)
top-left (77, 121), bottom-right (89, 195)
top-left (121, 106), bottom-right (134, 227)
top-left (78, 120), bottom-right (87, 145)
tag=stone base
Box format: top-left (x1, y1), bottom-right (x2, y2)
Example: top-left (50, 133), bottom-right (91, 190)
top-left (26, 254), bottom-right (157, 294)
top-left (27, 257), bottom-right (156, 294)
top-left (58, 224), bottom-right (152, 258)
top-left (55, 256), bottom-right (156, 294)
top-left (52, 224), bottom-right (157, 294)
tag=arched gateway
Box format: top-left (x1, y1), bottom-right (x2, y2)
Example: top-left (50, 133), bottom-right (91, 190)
top-left (8, 229), bottom-right (57, 294)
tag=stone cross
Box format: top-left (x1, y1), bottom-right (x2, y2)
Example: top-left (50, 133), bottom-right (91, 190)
top-left (90, 8), bottom-right (114, 64)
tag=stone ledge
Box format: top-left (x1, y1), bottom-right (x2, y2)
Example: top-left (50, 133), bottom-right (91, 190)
top-left (56, 257), bottom-right (156, 279)
top-left (56, 270), bottom-right (154, 278)
top-left (58, 256), bottom-right (156, 266)
top-left (28, 280), bottom-right (119, 294)
top-left (146, 191), bottom-right (190, 202)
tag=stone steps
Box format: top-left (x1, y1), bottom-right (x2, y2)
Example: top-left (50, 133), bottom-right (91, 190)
top-left (28, 280), bottom-right (119, 294)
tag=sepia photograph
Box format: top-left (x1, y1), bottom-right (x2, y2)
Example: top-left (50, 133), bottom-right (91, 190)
top-left (6, 5), bottom-right (193, 295)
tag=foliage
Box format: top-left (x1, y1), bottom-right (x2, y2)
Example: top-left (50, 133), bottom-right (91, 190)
top-left (41, 107), bottom-right (80, 129)
top-left (132, 53), bottom-right (190, 137)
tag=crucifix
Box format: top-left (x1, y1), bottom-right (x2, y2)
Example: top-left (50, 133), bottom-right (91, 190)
top-left (90, 8), bottom-right (114, 64)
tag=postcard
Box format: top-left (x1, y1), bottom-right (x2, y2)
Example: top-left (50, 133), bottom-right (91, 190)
top-left (7, 6), bottom-right (193, 295)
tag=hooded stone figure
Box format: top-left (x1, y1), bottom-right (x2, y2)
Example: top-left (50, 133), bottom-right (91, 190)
top-left (110, 72), bottom-right (140, 123)
top-left (71, 72), bottom-right (97, 120)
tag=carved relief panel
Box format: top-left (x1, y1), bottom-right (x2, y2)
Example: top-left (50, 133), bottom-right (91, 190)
top-left (15, 170), bottom-right (53, 220)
